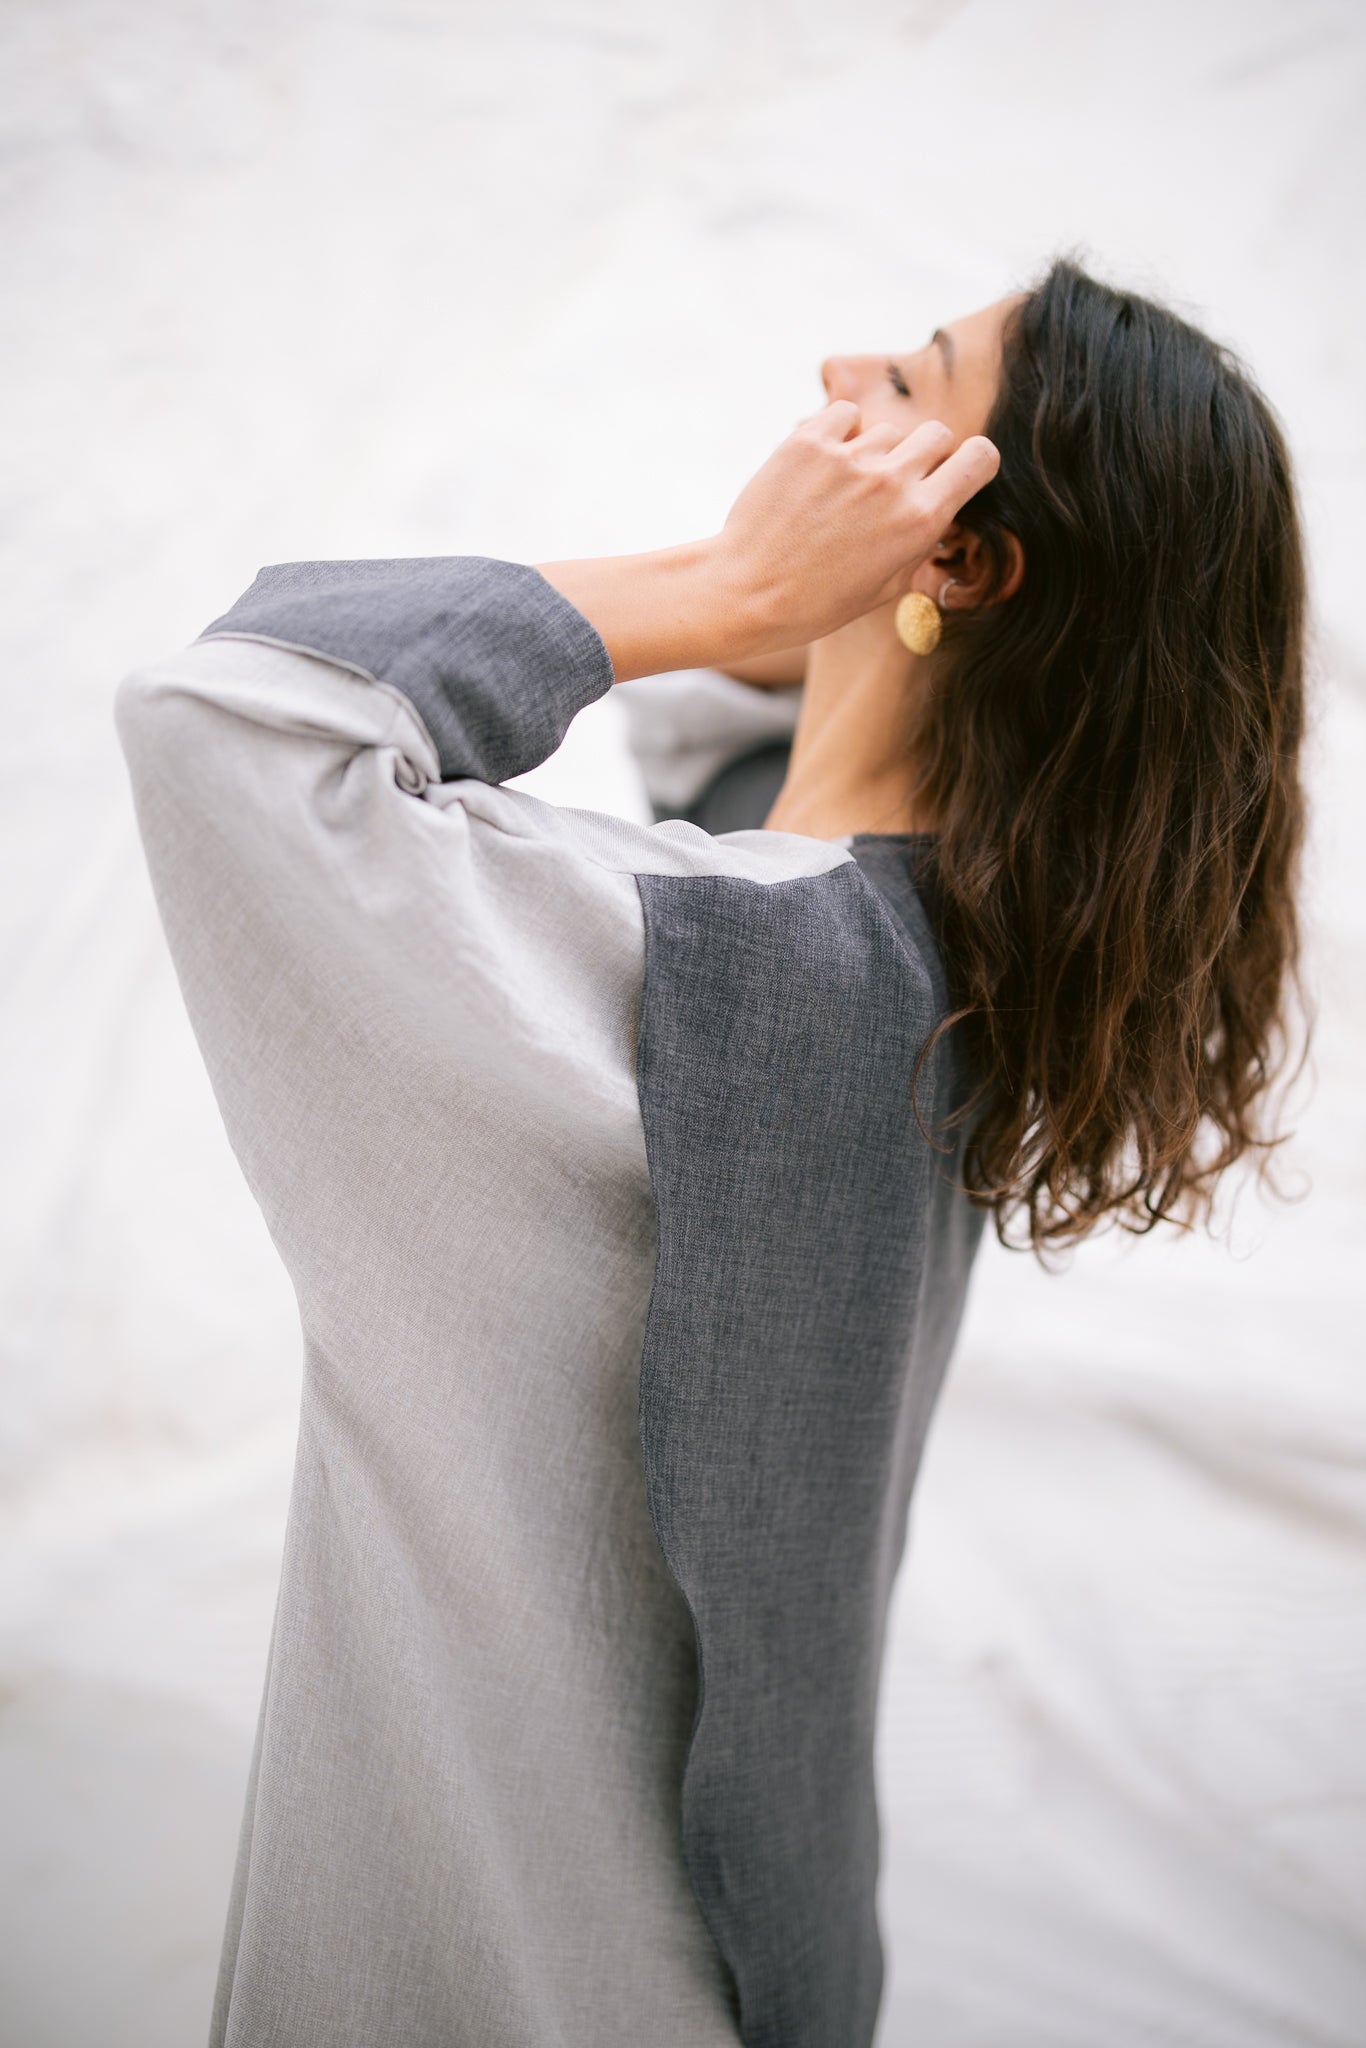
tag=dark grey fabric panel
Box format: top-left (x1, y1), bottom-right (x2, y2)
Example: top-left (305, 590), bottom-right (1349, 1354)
top-left (655, 740), bottom-right (794, 835)
top-left (634, 844), bottom-right (985, 2048)
top-left (199, 556), bottom-right (614, 785)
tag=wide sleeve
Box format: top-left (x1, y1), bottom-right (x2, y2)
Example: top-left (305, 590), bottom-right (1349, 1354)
top-left (113, 555), bottom-right (617, 1283)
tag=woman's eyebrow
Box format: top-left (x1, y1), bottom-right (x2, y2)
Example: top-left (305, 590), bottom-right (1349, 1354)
top-left (931, 327), bottom-right (956, 375)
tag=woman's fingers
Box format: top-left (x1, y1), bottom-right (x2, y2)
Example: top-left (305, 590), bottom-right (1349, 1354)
top-left (850, 421), bottom-right (903, 455)
top-left (801, 398), bottom-right (863, 441)
top-left (918, 431), bottom-right (1001, 515)
top-left (886, 418), bottom-right (999, 490)
top-left (882, 417), bottom-right (959, 475)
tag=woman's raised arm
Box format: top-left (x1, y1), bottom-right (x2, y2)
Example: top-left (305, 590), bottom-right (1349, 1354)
top-left (537, 405), bottom-right (997, 681)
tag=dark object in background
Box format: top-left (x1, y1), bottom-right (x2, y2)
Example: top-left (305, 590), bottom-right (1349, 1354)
top-left (653, 738), bottom-right (793, 835)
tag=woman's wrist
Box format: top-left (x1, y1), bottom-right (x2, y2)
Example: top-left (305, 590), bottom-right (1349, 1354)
top-left (535, 536), bottom-right (775, 684)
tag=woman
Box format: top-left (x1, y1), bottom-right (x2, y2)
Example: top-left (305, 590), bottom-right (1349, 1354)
top-left (114, 259), bottom-right (1306, 2048)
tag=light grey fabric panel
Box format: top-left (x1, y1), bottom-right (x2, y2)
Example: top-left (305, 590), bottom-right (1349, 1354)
top-left (634, 843), bottom-right (986, 2048)
top-left (200, 555), bottom-right (614, 785)
top-left (115, 636), bottom-right (746, 2048)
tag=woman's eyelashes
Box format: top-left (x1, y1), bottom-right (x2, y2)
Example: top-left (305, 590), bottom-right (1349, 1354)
top-left (887, 362), bottom-right (911, 398)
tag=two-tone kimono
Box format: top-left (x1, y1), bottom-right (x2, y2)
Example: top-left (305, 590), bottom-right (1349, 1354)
top-left (114, 556), bottom-right (987, 2048)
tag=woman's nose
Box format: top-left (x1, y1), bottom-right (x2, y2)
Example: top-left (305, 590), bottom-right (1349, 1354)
top-left (821, 355), bottom-right (862, 403)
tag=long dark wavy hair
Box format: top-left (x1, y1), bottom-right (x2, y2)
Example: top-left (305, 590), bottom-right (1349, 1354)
top-left (910, 258), bottom-right (1311, 1258)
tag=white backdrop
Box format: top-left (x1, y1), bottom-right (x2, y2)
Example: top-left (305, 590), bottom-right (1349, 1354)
top-left (2, 3), bottom-right (1364, 2043)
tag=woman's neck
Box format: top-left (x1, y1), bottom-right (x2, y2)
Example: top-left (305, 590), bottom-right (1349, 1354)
top-left (762, 604), bottom-right (937, 840)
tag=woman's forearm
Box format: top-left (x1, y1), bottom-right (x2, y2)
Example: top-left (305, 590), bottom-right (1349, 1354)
top-left (535, 539), bottom-right (771, 684)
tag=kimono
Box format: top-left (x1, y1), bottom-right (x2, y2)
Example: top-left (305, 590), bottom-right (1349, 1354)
top-left (114, 556), bottom-right (987, 2048)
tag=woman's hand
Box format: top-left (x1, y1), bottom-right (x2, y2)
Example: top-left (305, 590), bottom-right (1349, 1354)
top-left (716, 404), bottom-right (997, 650)
top-left (537, 404), bottom-right (998, 684)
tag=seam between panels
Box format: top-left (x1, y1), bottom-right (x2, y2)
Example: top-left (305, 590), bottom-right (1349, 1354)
top-left (194, 631), bottom-right (446, 782)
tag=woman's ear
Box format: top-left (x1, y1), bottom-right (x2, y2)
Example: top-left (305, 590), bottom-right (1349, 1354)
top-left (927, 522), bottom-right (1025, 609)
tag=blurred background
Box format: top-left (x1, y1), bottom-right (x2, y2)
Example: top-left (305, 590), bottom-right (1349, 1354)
top-left (2, 1), bottom-right (1363, 2042)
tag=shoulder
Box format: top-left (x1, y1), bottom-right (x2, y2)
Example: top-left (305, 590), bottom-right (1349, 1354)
top-left (449, 777), bottom-right (854, 890)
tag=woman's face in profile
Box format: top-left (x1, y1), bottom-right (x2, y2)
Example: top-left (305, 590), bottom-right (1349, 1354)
top-left (820, 294), bottom-right (1019, 449)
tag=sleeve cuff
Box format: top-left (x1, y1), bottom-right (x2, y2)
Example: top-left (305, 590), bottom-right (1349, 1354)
top-left (198, 555), bottom-right (615, 785)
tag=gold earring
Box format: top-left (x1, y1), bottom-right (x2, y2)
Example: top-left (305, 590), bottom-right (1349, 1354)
top-left (894, 589), bottom-right (942, 655)
top-left (894, 578), bottom-right (960, 655)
